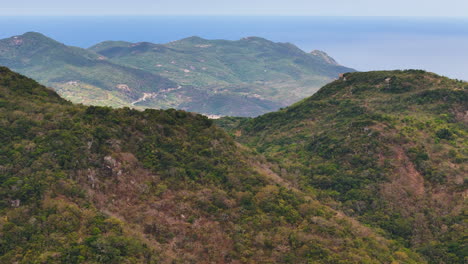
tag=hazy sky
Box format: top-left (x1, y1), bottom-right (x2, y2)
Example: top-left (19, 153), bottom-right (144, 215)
top-left (2, 0), bottom-right (468, 16)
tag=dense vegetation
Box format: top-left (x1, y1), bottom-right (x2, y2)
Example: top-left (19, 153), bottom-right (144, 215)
top-left (0, 32), bottom-right (354, 117)
top-left (219, 70), bottom-right (468, 263)
top-left (0, 67), bottom-right (425, 263)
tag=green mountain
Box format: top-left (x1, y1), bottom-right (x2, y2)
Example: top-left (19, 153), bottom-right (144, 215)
top-left (90, 36), bottom-right (354, 116)
top-left (219, 70), bottom-right (468, 263)
top-left (0, 32), bottom-right (177, 108)
top-left (0, 32), bottom-right (354, 117)
top-left (0, 67), bottom-right (425, 263)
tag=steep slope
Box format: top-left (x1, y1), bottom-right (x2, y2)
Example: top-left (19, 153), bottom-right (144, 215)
top-left (0, 67), bottom-right (425, 263)
top-left (0, 32), bottom-right (178, 108)
top-left (89, 36), bottom-right (354, 116)
top-left (221, 70), bottom-right (467, 263)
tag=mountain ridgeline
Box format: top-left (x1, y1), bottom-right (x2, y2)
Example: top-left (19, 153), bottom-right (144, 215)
top-left (218, 70), bottom-right (468, 263)
top-left (0, 32), bottom-right (354, 117)
top-left (0, 67), bottom-right (426, 263)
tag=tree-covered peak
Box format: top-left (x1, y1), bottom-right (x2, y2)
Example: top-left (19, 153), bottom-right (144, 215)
top-left (1, 31), bottom-right (63, 49)
top-left (310, 69), bottom-right (466, 100)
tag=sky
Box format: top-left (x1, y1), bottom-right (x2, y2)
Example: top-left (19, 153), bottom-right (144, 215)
top-left (1, 0), bottom-right (468, 17)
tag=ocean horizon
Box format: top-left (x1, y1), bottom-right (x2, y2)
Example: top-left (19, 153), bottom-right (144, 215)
top-left (1, 16), bottom-right (467, 80)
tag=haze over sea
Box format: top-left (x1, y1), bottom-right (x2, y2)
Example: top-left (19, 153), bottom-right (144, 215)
top-left (1, 16), bottom-right (467, 80)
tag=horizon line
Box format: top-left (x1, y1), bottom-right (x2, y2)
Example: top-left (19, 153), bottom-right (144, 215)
top-left (1, 14), bottom-right (468, 18)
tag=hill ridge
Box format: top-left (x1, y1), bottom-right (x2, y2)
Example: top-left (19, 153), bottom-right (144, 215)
top-left (0, 32), bottom-right (354, 116)
top-left (219, 70), bottom-right (467, 263)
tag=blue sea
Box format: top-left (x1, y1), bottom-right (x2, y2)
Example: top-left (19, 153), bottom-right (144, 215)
top-left (1, 16), bottom-right (467, 80)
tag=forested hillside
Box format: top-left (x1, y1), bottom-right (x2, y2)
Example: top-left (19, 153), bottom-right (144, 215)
top-left (220, 70), bottom-right (467, 263)
top-left (0, 67), bottom-right (424, 263)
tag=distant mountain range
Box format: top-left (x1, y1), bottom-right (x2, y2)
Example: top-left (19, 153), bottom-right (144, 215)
top-left (0, 32), bottom-right (354, 116)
